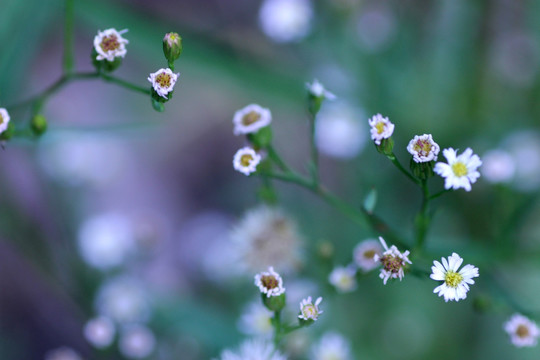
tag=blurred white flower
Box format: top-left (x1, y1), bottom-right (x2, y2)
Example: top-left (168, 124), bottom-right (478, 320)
top-left (94, 28), bottom-right (129, 62)
top-left (504, 313), bottom-right (540, 347)
top-left (481, 149), bottom-right (515, 184)
top-left (233, 147), bottom-right (262, 176)
top-left (238, 301), bottom-right (274, 338)
top-left (368, 113), bottom-right (394, 146)
top-left (0, 108), bottom-right (10, 134)
top-left (233, 104), bottom-right (272, 136)
top-left (78, 212), bottom-right (135, 270)
top-left (39, 133), bottom-right (128, 187)
top-left (148, 68), bottom-right (179, 99)
top-left (298, 296), bottom-right (323, 321)
top-left (310, 332), bottom-right (352, 360)
top-left (328, 265), bottom-right (357, 293)
top-left (45, 347), bottom-right (82, 360)
top-left (230, 205), bottom-right (303, 274)
top-left (434, 148), bottom-right (482, 192)
top-left (255, 266), bottom-right (286, 297)
top-left (84, 316), bottom-right (116, 349)
top-left (430, 253), bottom-right (479, 302)
top-left (356, 4), bottom-right (396, 53)
top-left (96, 276), bottom-right (150, 324)
top-left (353, 238), bottom-right (383, 272)
top-left (259, 0), bottom-right (313, 43)
top-left (218, 339), bottom-right (286, 360)
top-left (373, 237), bottom-right (411, 285)
top-left (502, 130), bottom-right (540, 191)
top-left (119, 324), bottom-right (156, 359)
top-left (306, 79), bottom-right (336, 100)
top-left (407, 134), bottom-right (440, 163)
top-left (315, 102), bottom-right (366, 159)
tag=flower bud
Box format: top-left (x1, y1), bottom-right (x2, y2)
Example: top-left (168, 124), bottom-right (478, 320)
top-left (262, 293), bottom-right (286, 312)
top-left (0, 122), bottom-right (15, 141)
top-left (163, 32), bottom-right (183, 66)
top-left (247, 126), bottom-right (273, 149)
top-left (31, 114), bottom-right (48, 136)
top-left (410, 159), bottom-right (435, 180)
top-left (375, 137), bottom-right (394, 156)
top-left (92, 48), bottom-right (123, 73)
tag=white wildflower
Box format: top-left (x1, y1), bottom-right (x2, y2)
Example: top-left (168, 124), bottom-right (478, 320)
top-left (315, 101), bottom-right (366, 159)
top-left (430, 252), bottom-right (479, 302)
top-left (368, 113), bottom-right (394, 145)
top-left (328, 265), bottom-right (357, 293)
top-left (482, 149), bottom-right (515, 184)
top-left (84, 316), bottom-right (116, 349)
top-left (95, 276), bottom-right (150, 324)
top-left (434, 148), bottom-right (482, 191)
top-left (230, 205), bottom-right (303, 274)
top-left (148, 68), bottom-right (179, 99)
top-left (94, 28), bottom-right (129, 62)
top-left (238, 301), bottom-right (274, 338)
top-left (353, 239), bottom-right (383, 272)
top-left (254, 266), bottom-right (286, 297)
top-left (0, 108), bottom-right (10, 134)
top-left (373, 236), bottom-right (411, 285)
top-left (298, 296), bottom-right (323, 321)
top-left (259, 0), bottom-right (313, 43)
top-left (310, 332), bottom-right (352, 360)
top-left (407, 134), bottom-right (440, 163)
top-left (217, 338), bottom-right (286, 360)
top-left (306, 79), bottom-right (336, 100)
top-left (118, 324), bottom-right (156, 359)
top-left (233, 104), bottom-right (272, 136)
top-left (504, 313), bottom-right (540, 347)
top-left (233, 147), bottom-right (262, 176)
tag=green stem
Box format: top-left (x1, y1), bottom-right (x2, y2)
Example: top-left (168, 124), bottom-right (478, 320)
top-left (267, 145), bottom-right (290, 172)
top-left (260, 171), bottom-right (408, 249)
top-left (100, 73), bottom-right (152, 95)
top-left (308, 112), bottom-right (319, 186)
top-left (415, 179), bottom-right (430, 251)
top-left (63, 0), bottom-right (75, 74)
top-left (429, 189), bottom-right (450, 200)
top-left (388, 153), bottom-right (420, 185)
top-left (273, 311), bottom-right (282, 346)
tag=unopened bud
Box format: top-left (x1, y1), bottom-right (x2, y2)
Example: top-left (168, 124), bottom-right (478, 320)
top-left (163, 32), bottom-right (183, 66)
top-left (262, 293), bottom-right (286, 312)
top-left (31, 114), bottom-right (48, 136)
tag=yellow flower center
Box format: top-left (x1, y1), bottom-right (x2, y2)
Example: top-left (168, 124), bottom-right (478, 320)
top-left (155, 72), bottom-right (172, 88)
top-left (451, 162), bottom-right (468, 177)
top-left (413, 139), bottom-right (432, 157)
top-left (363, 249), bottom-right (376, 259)
top-left (517, 324), bottom-right (530, 338)
top-left (375, 121), bottom-right (385, 134)
top-left (100, 35), bottom-right (120, 52)
top-left (0, 113), bottom-right (3, 125)
top-left (240, 154), bottom-right (253, 167)
top-left (242, 111), bottom-right (261, 126)
top-left (444, 270), bottom-right (463, 288)
top-left (302, 304), bottom-right (317, 317)
top-left (261, 275), bottom-right (278, 289)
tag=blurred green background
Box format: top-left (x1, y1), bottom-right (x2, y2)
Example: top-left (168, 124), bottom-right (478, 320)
top-left (1, 0), bottom-right (540, 359)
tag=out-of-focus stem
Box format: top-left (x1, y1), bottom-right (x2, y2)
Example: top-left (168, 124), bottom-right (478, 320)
top-left (63, 0), bottom-right (75, 74)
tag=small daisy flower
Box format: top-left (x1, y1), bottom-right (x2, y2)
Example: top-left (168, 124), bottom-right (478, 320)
top-left (310, 332), bottom-right (352, 360)
top-left (353, 238), bottom-right (383, 272)
top-left (373, 236), bottom-right (411, 285)
top-left (368, 113), bottom-right (394, 145)
top-left (430, 252), bottom-right (479, 302)
top-left (148, 68), bottom-right (179, 99)
top-left (504, 313), bottom-right (540, 347)
top-left (407, 134), bottom-right (440, 163)
top-left (0, 108), bottom-right (10, 135)
top-left (306, 79), bottom-right (336, 100)
top-left (298, 296), bottom-right (323, 321)
top-left (94, 28), bottom-right (129, 62)
top-left (254, 266), bottom-right (286, 297)
top-left (233, 104), bottom-right (272, 136)
top-left (434, 148), bottom-right (482, 191)
top-left (482, 149), bottom-right (515, 184)
top-left (217, 339), bottom-right (286, 360)
top-left (233, 147), bottom-right (262, 176)
top-left (328, 265), bottom-right (357, 293)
